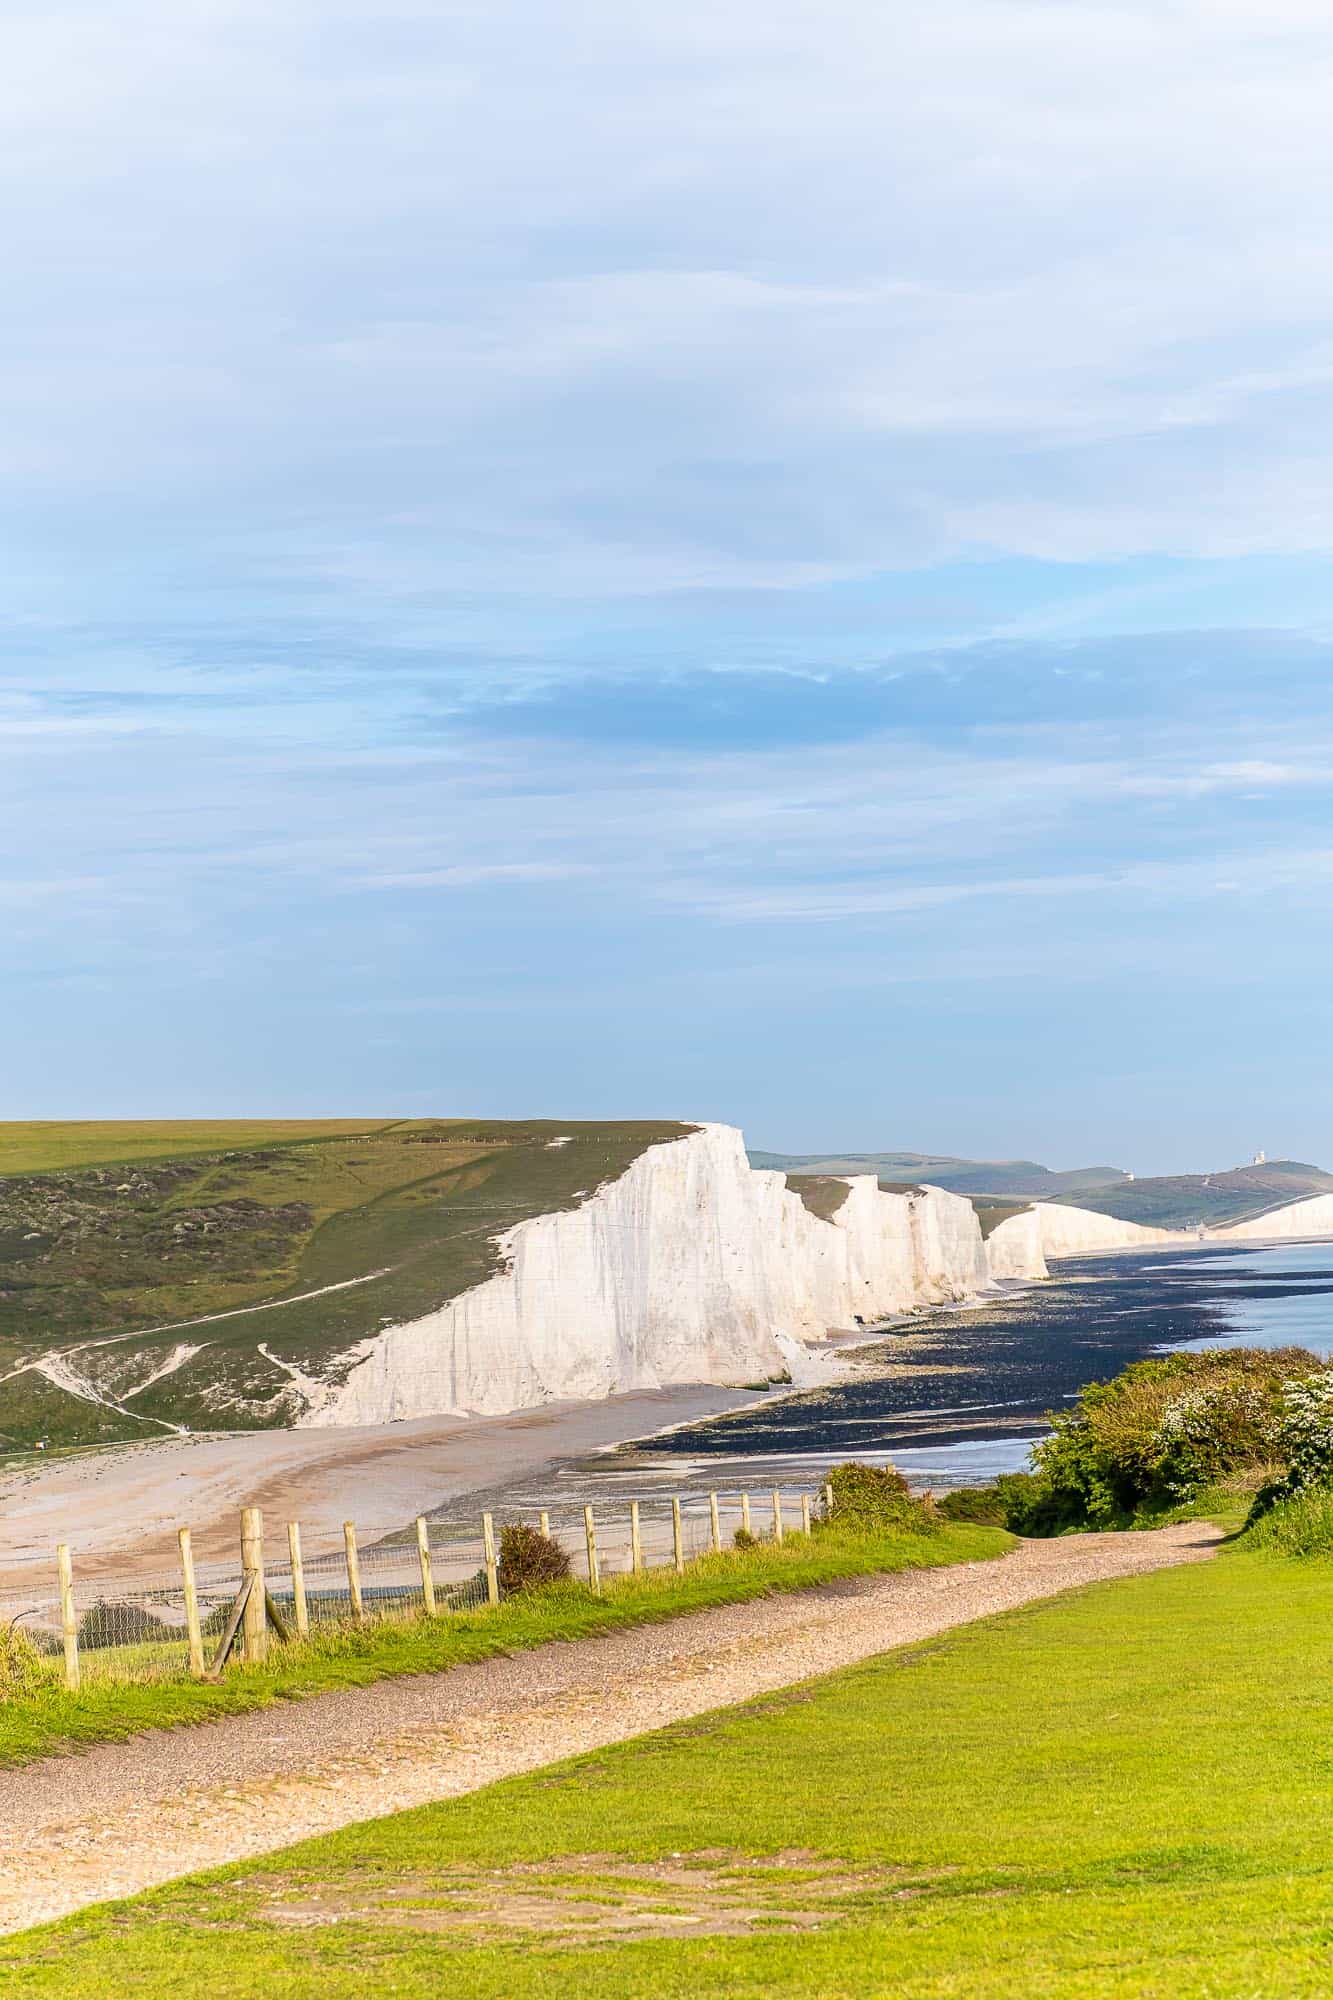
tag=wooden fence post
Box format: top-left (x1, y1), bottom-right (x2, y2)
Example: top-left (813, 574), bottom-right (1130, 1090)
top-left (709, 1491), bottom-right (721, 1554)
top-left (539, 1510), bottom-right (551, 1538)
top-left (178, 1526), bottom-right (204, 1677)
top-left (629, 1500), bottom-right (643, 1574)
top-left (343, 1520), bottom-right (363, 1622)
top-left (801, 1493), bottom-right (812, 1536)
top-left (772, 1490), bottom-right (784, 1543)
top-left (583, 1504), bottom-right (601, 1594)
top-left (416, 1515), bottom-right (436, 1616)
top-left (482, 1512), bottom-right (500, 1605)
top-left (741, 1492), bottom-right (752, 1538)
top-left (208, 1573), bottom-right (253, 1677)
top-left (288, 1521), bottom-right (309, 1637)
top-left (824, 1481), bottom-right (835, 1515)
top-left (57, 1543), bottom-right (79, 1693)
top-left (240, 1507), bottom-right (267, 1665)
top-left (671, 1496), bottom-right (684, 1573)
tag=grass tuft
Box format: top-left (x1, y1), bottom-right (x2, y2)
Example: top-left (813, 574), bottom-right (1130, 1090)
top-left (1241, 1481), bottom-right (1333, 1557)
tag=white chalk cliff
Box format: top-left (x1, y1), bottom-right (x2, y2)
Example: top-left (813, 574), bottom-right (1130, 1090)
top-left (1002, 1202), bottom-right (1183, 1261)
top-left (1211, 1194), bottom-right (1333, 1241)
top-left (303, 1122), bottom-right (1011, 1427)
top-left (983, 1206), bottom-right (1050, 1281)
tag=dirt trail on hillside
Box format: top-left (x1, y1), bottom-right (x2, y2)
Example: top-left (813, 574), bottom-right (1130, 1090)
top-left (0, 1522), bottom-right (1219, 1936)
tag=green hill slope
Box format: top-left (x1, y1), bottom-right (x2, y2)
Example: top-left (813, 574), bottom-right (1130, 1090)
top-left (1049, 1159), bottom-right (1333, 1229)
top-left (0, 1118), bottom-right (690, 1449)
top-left (750, 1150), bottom-right (1129, 1199)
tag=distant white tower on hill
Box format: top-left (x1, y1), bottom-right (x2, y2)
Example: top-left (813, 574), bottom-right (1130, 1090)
top-left (1253, 1149), bottom-right (1267, 1166)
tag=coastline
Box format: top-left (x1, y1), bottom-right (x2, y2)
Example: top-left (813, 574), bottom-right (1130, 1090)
top-left (0, 1289), bottom-right (1039, 1598)
top-left (0, 1382), bottom-right (769, 1597)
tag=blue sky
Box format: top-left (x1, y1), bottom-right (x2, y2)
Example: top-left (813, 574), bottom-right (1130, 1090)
top-left (7, 0), bottom-right (1333, 1171)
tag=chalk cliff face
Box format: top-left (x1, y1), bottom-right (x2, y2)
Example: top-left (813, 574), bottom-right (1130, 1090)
top-left (304, 1123), bottom-right (1013, 1427)
top-left (988, 1202), bottom-right (1183, 1263)
top-left (984, 1207), bottom-right (1050, 1282)
top-left (1211, 1194), bottom-right (1333, 1242)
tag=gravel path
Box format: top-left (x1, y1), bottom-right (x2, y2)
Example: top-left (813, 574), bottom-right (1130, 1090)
top-left (0, 1523), bottom-right (1219, 1935)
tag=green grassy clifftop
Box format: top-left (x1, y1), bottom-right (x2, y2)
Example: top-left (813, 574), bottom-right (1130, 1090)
top-left (0, 1119), bottom-right (691, 1448)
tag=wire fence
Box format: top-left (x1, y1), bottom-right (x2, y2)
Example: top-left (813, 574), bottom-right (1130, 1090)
top-left (0, 1485), bottom-right (828, 1692)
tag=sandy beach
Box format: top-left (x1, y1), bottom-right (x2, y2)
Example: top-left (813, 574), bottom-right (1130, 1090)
top-left (0, 1384), bottom-right (760, 1596)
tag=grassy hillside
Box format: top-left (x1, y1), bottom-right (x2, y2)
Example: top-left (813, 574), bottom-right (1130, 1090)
top-left (0, 1119), bottom-right (691, 1447)
top-left (968, 1196), bottom-right (1032, 1239)
top-left (20, 1541), bottom-right (1333, 1997)
top-left (784, 1173), bottom-right (852, 1221)
top-left (760, 1147), bottom-right (1333, 1228)
top-left (753, 1149), bottom-right (1128, 1198)
top-left (1050, 1157), bottom-right (1333, 1229)
top-left (0, 1120), bottom-right (389, 1176)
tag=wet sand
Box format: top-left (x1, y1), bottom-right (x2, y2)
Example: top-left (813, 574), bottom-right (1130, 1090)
top-left (0, 1384), bottom-right (759, 1595)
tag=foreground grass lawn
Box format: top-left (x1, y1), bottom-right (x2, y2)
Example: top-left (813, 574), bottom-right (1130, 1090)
top-left (0, 1519), bottom-right (1006, 1766)
top-left (12, 1538), bottom-right (1333, 1998)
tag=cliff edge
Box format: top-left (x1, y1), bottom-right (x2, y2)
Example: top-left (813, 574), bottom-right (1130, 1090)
top-left (304, 1124), bottom-right (1017, 1426)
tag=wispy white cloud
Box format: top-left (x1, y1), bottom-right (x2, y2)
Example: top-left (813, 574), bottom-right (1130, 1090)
top-left (5, 0), bottom-right (1333, 618)
top-left (356, 862), bottom-right (594, 889)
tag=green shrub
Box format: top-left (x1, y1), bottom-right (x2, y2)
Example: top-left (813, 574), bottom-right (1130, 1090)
top-left (819, 1461), bottom-right (935, 1535)
top-left (496, 1522), bottom-right (572, 1596)
top-left (733, 1527), bottom-right (758, 1551)
top-left (937, 1485), bottom-right (1006, 1526)
top-left (938, 1472), bottom-right (1070, 1535)
top-left (0, 1623), bottom-right (52, 1697)
top-left (1249, 1374), bottom-right (1333, 1517)
top-left (77, 1600), bottom-right (176, 1650)
top-left (1022, 1347), bottom-right (1325, 1531)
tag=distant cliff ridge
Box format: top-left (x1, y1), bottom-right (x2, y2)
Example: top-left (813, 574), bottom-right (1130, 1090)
top-left (749, 1149), bottom-right (1130, 1200)
top-left (15, 1118), bottom-right (1320, 1445)
top-left (247, 1131), bottom-right (1224, 1428)
top-left (305, 1124), bottom-right (1008, 1426)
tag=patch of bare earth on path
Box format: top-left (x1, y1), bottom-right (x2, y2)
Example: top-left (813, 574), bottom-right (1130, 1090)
top-left (0, 1522), bottom-right (1220, 1936)
top-left (216, 1850), bottom-right (949, 1945)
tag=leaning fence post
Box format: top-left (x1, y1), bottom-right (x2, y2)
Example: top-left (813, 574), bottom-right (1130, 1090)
top-left (416, 1515), bottom-right (436, 1617)
top-left (482, 1512), bottom-right (500, 1605)
top-left (671, 1496), bottom-right (684, 1573)
top-left (57, 1542), bottom-right (79, 1693)
top-left (630, 1500), bottom-right (643, 1574)
top-left (178, 1527), bottom-right (204, 1677)
top-left (709, 1491), bottom-right (721, 1554)
top-left (583, 1504), bottom-right (601, 1594)
top-left (772, 1490), bottom-right (784, 1544)
top-left (343, 1520), bottom-right (364, 1622)
top-left (801, 1493), bottom-right (812, 1536)
top-left (741, 1492), bottom-right (752, 1538)
top-left (288, 1521), bottom-right (309, 1637)
top-left (240, 1506), bottom-right (267, 1665)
